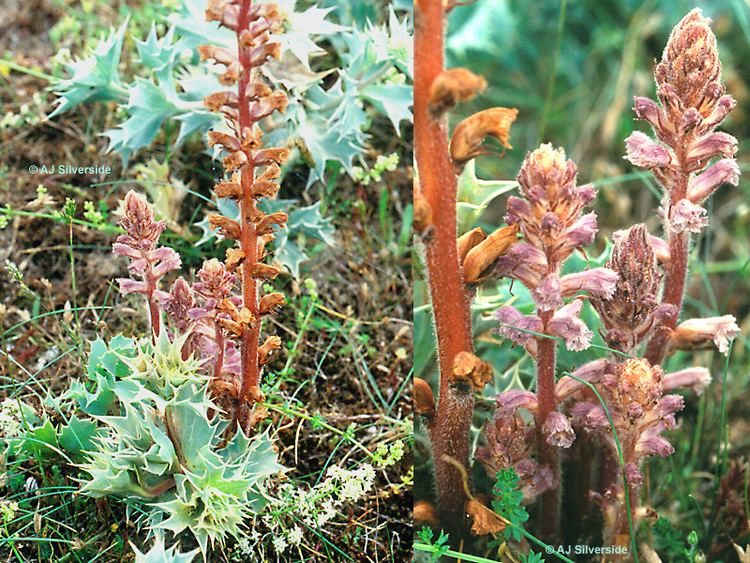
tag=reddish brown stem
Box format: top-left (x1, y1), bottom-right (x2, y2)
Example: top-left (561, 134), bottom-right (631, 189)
top-left (535, 311), bottom-right (560, 542)
top-left (236, 0), bottom-right (261, 410)
top-left (415, 0), bottom-right (475, 536)
top-left (147, 275), bottom-right (160, 342)
top-left (645, 161), bottom-right (690, 365)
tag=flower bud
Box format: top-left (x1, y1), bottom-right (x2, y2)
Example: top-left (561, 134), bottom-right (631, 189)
top-left (591, 224), bottom-right (661, 351)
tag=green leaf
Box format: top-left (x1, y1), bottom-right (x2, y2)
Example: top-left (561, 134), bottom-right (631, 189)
top-left (282, 4), bottom-right (346, 70)
top-left (131, 534), bottom-right (199, 563)
top-left (456, 160), bottom-right (518, 234)
top-left (58, 415), bottom-right (103, 459)
top-left (50, 21), bottom-right (128, 117)
top-left (360, 83), bottom-right (412, 133)
top-left (105, 76), bottom-right (182, 165)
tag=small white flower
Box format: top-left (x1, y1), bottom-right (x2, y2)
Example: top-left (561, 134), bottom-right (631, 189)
top-left (288, 526), bottom-right (303, 546)
top-left (272, 536), bottom-right (288, 553)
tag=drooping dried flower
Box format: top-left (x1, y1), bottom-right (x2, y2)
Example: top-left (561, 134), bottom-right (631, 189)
top-left (428, 68), bottom-right (487, 117)
top-left (450, 107), bottom-right (518, 164)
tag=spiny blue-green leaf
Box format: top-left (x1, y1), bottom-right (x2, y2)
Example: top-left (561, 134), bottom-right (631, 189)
top-left (136, 25), bottom-right (184, 74)
top-left (360, 83), bottom-right (412, 134)
top-left (281, 3), bottom-right (347, 70)
top-left (131, 535), bottom-right (199, 563)
top-left (58, 414), bottom-right (104, 458)
top-left (104, 76), bottom-right (182, 165)
top-left (50, 21), bottom-right (128, 117)
top-left (168, 0), bottom-right (233, 50)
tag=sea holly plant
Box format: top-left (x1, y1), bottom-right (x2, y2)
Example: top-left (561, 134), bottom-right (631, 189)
top-left (414, 3), bottom-right (741, 559)
top-left (49, 0), bottom-right (412, 177)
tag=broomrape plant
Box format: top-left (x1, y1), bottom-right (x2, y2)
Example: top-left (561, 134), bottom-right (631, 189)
top-left (415, 3), bottom-right (740, 559)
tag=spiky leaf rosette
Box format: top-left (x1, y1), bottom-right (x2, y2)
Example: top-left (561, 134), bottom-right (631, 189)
top-left (78, 334), bottom-right (284, 557)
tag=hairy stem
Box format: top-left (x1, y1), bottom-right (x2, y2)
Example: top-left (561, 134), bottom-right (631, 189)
top-left (645, 160), bottom-right (690, 365)
top-left (236, 0), bottom-right (261, 410)
top-left (415, 0), bottom-right (474, 535)
top-left (535, 313), bottom-right (560, 542)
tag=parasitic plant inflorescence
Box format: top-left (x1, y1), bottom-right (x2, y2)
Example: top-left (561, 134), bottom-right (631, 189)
top-left (198, 0), bottom-right (289, 427)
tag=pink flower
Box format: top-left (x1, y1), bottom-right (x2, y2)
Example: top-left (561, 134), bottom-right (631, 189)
top-left (624, 132), bottom-right (672, 168)
top-left (161, 277), bottom-right (195, 333)
top-left (632, 96), bottom-right (662, 131)
top-left (672, 315), bottom-right (740, 354)
top-left (561, 212), bottom-right (598, 252)
top-left (532, 274), bottom-right (562, 312)
top-left (116, 278), bottom-right (147, 295)
top-left (560, 268), bottom-right (618, 300)
top-left (193, 258), bottom-right (236, 303)
top-left (636, 423), bottom-right (675, 457)
top-left (495, 390), bottom-right (538, 413)
top-left (669, 199), bottom-right (708, 233)
top-left (570, 401), bottom-right (609, 429)
top-left (688, 158), bottom-right (740, 203)
top-left (688, 131), bottom-right (738, 161)
top-left (548, 299), bottom-right (593, 351)
top-left (543, 411), bottom-right (575, 448)
top-left (494, 243), bottom-right (547, 287)
top-left (663, 367), bottom-right (712, 394)
top-left (555, 359), bottom-right (608, 401)
top-left (703, 95), bottom-right (736, 129)
top-left (494, 306), bottom-right (543, 347)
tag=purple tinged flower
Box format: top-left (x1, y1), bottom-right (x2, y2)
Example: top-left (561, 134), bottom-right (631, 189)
top-left (688, 158), bottom-right (740, 203)
top-left (555, 359), bottom-right (608, 400)
top-left (636, 424), bottom-right (675, 457)
top-left (560, 268), bottom-right (618, 300)
top-left (494, 242), bottom-right (547, 287)
top-left (703, 95), bottom-right (736, 128)
top-left (116, 278), bottom-right (148, 295)
top-left (548, 299), bottom-right (593, 351)
top-left (669, 199), bottom-right (708, 233)
top-left (663, 367), bottom-right (712, 394)
top-left (633, 96), bottom-right (661, 129)
top-left (494, 306), bottom-right (543, 347)
top-left (562, 212), bottom-right (598, 251)
top-left (505, 196), bottom-right (531, 226)
top-left (543, 412), bottom-right (575, 448)
top-left (151, 247), bottom-right (182, 278)
top-left (672, 315), bottom-right (740, 354)
top-left (655, 394), bottom-right (685, 418)
top-left (161, 277), bottom-right (194, 333)
top-left (624, 131), bottom-right (672, 168)
top-left (532, 274), bottom-right (562, 311)
top-left (193, 258), bottom-right (236, 302)
top-left (688, 131), bottom-right (738, 160)
top-left (570, 402), bottom-right (609, 429)
top-left (495, 389), bottom-right (538, 413)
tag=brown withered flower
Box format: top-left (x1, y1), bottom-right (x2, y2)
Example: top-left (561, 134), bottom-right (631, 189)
top-left (428, 67), bottom-right (487, 118)
top-left (199, 0), bottom-right (290, 427)
top-left (449, 107), bottom-right (518, 165)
